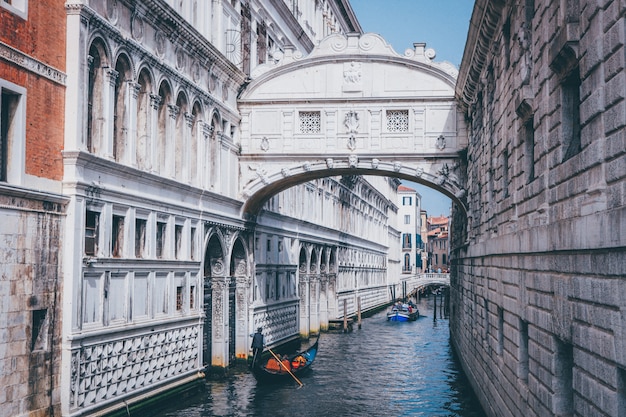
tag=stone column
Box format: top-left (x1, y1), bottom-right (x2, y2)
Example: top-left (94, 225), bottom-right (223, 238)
top-left (210, 276), bottom-right (229, 368)
top-left (148, 94), bottom-right (161, 173)
top-left (319, 275), bottom-right (329, 331)
top-left (104, 68), bottom-right (118, 159)
top-left (235, 276), bottom-right (251, 361)
top-left (310, 275), bottom-right (320, 334)
top-left (298, 275), bottom-right (310, 338)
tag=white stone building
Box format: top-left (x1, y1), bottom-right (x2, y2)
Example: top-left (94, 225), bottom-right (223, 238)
top-left (397, 184), bottom-right (426, 280)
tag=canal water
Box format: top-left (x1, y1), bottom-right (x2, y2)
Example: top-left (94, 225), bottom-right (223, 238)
top-left (151, 296), bottom-right (486, 417)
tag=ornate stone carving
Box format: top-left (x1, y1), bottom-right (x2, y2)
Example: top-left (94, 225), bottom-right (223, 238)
top-left (131, 13), bottom-right (144, 41)
top-left (436, 135), bottom-right (446, 150)
top-left (260, 136), bottom-right (270, 151)
top-left (69, 326), bottom-right (199, 411)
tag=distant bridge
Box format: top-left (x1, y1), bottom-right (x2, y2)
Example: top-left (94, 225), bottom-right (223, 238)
top-left (398, 273), bottom-right (450, 298)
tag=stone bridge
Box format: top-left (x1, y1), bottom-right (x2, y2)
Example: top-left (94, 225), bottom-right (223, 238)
top-left (401, 273), bottom-right (450, 297)
top-left (237, 33), bottom-right (468, 216)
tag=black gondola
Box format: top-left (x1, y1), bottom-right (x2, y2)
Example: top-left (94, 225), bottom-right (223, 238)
top-left (252, 335), bottom-right (319, 383)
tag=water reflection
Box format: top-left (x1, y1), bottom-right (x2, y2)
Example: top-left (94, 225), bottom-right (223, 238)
top-left (152, 297), bottom-right (485, 417)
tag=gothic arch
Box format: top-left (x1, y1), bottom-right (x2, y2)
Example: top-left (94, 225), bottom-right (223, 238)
top-left (156, 80), bottom-right (173, 176)
top-left (136, 67), bottom-right (153, 170)
top-left (86, 37), bottom-right (110, 155)
top-left (113, 53), bottom-right (132, 163)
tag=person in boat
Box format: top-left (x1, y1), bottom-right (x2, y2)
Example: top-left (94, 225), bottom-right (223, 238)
top-left (291, 355), bottom-right (306, 369)
top-left (250, 327), bottom-right (264, 368)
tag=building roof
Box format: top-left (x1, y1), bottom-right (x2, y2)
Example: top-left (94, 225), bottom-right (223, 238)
top-left (428, 215), bottom-right (449, 225)
top-left (398, 185), bottom-right (416, 192)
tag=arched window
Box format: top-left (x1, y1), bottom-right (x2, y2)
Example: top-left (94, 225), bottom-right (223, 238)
top-left (190, 101), bottom-right (202, 184)
top-left (113, 55), bottom-right (132, 163)
top-left (157, 81), bottom-right (172, 176)
top-left (87, 40), bottom-right (108, 154)
top-left (136, 69), bottom-right (152, 170)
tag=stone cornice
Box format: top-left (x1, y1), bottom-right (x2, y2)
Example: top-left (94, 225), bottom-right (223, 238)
top-left (0, 41), bottom-right (66, 85)
top-left (268, 0), bottom-right (315, 52)
top-left (455, 0), bottom-right (506, 112)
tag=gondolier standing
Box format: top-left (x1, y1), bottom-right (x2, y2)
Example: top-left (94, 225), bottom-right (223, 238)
top-left (250, 327), bottom-right (264, 368)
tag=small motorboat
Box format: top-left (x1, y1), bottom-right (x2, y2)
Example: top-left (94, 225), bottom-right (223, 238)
top-left (387, 303), bottom-right (419, 322)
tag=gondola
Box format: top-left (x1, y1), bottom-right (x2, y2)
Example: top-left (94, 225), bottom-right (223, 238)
top-left (252, 335), bottom-right (319, 383)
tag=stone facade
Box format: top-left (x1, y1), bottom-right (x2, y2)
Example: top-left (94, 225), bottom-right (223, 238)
top-left (452, 0), bottom-right (626, 416)
top-left (1, 1), bottom-right (67, 416)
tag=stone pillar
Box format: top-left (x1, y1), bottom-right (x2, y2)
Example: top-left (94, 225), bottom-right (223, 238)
top-left (104, 68), bottom-right (118, 159)
top-left (319, 275), bottom-right (329, 331)
top-left (166, 104), bottom-right (179, 178)
top-left (310, 275), bottom-right (320, 334)
top-left (210, 276), bottom-right (229, 368)
top-left (327, 274), bottom-right (338, 319)
top-left (235, 276), bottom-right (251, 361)
top-left (298, 275), bottom-right (310, 338)
top-left (127, 81), bottom-right (140, 166)
top-left (149, 94), bottom-right (161, 173)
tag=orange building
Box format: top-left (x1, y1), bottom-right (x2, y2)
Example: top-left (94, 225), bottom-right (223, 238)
top-left (1, 1), bottom-right (67, 415)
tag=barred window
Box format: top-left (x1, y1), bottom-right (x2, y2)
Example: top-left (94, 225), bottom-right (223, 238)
top-left (386, 110), bottom-right (409, 132)
top-left (299, 111), bottom-right (321, 134)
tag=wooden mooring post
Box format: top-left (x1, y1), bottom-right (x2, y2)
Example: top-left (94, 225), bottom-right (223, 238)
top-left (357, 297), bottom-right (362, 329)
top-left (343, 300), bottom-right (348, 333)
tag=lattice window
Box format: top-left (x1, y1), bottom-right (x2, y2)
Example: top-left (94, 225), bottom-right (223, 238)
top-left (386, 110), bottom-right (409, 132)
top-left (299, 111), bottom-right (321, 134)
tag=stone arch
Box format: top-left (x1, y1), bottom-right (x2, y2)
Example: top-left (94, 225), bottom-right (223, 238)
top-left (309, 246), bottom-right (319, 274)
top-left (201, 230), bottom-right (226, 368)
top-left (136, 67), bottom-right (153, 170)
top-left (174, 91), bottom-right (189, 180)
top-left (113, 53), bottom-right (132, 163)
top-left (241, 165), bottom-right (467, 217)
top-left (86, 37), bottom-right (110, 155)
top-left (156, 80), bottom-right (173, 176)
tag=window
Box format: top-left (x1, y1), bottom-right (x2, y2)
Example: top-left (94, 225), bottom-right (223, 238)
top-left (519, 319), bottom-right (529, 382)
top-left (386, 110), bottom-right (409, 132)
top-left (1, 0), bottom-right (27, 19)
top-left (176, 285), bottom-right (183, 311)
top-left (135, 218), bottom-right (146, 258)
top-left (503, 148), bottom-right (510, 198)
top-left (31, 309), bottom-right (47, 351)
top-left (189, 285), bottom-right (195, 310)
top-left (85, 210), bottom-right (100, 256)
top-left (402, 233), bottom-right (412, 249)
top-left (111, 215), bottom-right (125, 258)
top-left (562, 68), bottom-right (581, 161)
top-left (523, 118), bottom-right (535, 183)
top-left (156, 221), bottom-right (167, 259)
top-left (402, 196), bottom-right (412, 206)
top-left (299, 111), bottom-right (321, 134)
top-left (175, 224), bottom-right (183, 259)
top-left (190, 227), bottom-right (197, 261)
top-left (0, 85), bottom-right (25, 183)
top-left (554, 339), bottom-right (574, 415)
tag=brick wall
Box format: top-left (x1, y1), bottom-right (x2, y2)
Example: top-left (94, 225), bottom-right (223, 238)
top-left (452, 0), bottom-right (626, 416)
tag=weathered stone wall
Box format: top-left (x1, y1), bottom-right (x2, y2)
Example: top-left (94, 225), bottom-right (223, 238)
top-left (0, 191), bottom-right (65, 417)
top-left (452, 1), bottom-right (626, 416)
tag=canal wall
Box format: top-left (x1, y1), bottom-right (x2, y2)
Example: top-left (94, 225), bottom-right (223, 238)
top-left (451, 0), bottom-right (626, 416)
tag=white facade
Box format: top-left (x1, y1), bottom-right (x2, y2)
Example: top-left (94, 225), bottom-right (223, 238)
top-left (397, 185), bottom-right (425, 278)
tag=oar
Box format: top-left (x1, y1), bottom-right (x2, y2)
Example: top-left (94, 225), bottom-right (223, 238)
top-left (268, 348), bottom-right (304, 387)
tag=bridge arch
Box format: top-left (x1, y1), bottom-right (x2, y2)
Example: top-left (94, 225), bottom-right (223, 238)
top-left (237, 32), bottom-right (468, 217)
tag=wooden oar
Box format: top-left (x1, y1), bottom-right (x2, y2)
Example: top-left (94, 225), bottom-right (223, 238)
top-left (268, 348), bottom-right (304, 387)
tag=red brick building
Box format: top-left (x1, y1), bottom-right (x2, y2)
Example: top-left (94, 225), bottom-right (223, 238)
top-left (1, 1), bottom-right (67, 415)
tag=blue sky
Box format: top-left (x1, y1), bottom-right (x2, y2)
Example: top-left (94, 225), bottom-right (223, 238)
top-left (351, 0), bottom-right (474, 216)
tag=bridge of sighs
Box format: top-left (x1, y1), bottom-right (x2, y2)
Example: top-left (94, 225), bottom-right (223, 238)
top-left (237, 33), bottom-right (469, 216)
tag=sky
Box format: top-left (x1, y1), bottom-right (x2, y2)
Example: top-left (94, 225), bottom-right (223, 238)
top-left (350, 0), bottom-right (475, 216)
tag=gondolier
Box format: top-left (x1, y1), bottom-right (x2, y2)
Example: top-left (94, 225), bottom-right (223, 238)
top-left (250, 327), bottom-right (264, 368)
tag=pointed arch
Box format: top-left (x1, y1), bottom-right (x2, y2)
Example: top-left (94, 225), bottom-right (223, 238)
top-left (136, 67), bottom-right (153, 170)
top-left (174, 91), bottom-right (189, 180)
top-left (87, 38), bottom-right (110, 154)
top-left (156, 80), bottom-right (172, 176)
top-left (113, 53), bottom-right (132, 163)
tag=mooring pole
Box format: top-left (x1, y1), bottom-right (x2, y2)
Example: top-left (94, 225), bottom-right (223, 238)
top-left (433, 291), bottom-right (438, 321)
top-left (343, 299), bottom-right (348, 333)
top-left (357, 297), bottom-right (362, 329)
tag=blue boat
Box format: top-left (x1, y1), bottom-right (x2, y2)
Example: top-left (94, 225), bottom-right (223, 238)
top-left (387, 303), bottom-right (419, 322)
